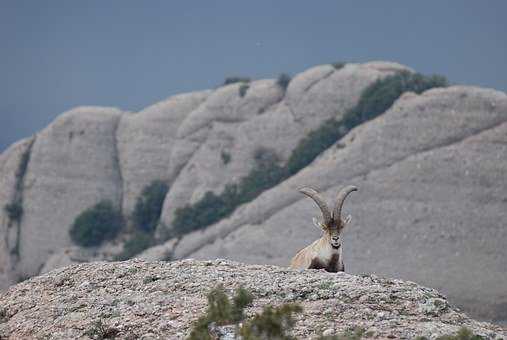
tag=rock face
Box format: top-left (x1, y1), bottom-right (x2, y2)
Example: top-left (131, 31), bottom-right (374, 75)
top-left (0, 137), bottom-right (35, 287)
top-left (17, 107), bottom-right (124, 281)
top-left (0, 259), bottom-right (504, 339)
top-left (117, 91), bottom-right (210, 214)
top-left (0, 61), bottom-right (506, 325)
top-left (170, 86), bottom-right (507, 323)
top-left (159, 62), bottom-right (410, 229)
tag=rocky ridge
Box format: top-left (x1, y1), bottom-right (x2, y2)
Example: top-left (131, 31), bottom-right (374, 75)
top-left (0, 259), bottom-right (505, 339)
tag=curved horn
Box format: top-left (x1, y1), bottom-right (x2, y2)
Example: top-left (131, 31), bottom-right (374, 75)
top-left (299, 187), bottom-right (332, 226)
top-left (333, 185), bottom-right (358, 222)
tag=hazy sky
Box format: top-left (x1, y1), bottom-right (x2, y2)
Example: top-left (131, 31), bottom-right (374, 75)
top-left (1, 1), bottom-right (506, 152)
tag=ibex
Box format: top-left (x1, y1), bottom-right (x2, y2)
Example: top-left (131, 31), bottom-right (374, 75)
top-left (290, 185), bottom-right (357, 272)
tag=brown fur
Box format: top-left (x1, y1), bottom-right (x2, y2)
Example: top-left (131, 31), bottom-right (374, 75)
top-left (290, 237), bottom-right (344, 272)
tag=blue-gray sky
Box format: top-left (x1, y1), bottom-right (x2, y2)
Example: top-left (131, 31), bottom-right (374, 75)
top-left (1, 1), bottom-right (506, 152)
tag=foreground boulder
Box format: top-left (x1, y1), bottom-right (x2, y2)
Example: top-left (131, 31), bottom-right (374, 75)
top-left (0, 259), bottom-right (504, 339)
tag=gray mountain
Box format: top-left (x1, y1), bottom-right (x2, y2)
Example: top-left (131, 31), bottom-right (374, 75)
top-left (0, 61), bottom-right (506, 325)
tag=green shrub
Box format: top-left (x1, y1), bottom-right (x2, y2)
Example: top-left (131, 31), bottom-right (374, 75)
top-left (132, 180), bottom-right (169, 233)
top-left (240, 303), bottom-right (302, 340)
top-left (224, 77), bottom-right (250, 86)
top-left (4, 200), bottom-right (23, 223)
top-left (114, 231), bottom-right (154, 261)
top-left (277, 73), bottom-right (291, 91)
top-left (69, 200), bottom-right (123, 247)
top-left (331, 62), bottom-right (346, 70)
top-left (287, 71), bottom-right (448, 175)
top-left (286, 118), bottom-right (343, 176)
top-left (173, 71), bottom-right (448, 238)
top-left (173, 148), bottom-right (285, 236)
top-left (221, 151), bottom-right (231, 165)
top-left (15, 148), bottom-right (31, 191)
top-left (239, 83), bottom-right (250, 97)
top-left (188, 286), bottom-right (254, 340)
top-left (347, 71), bottom-right (448, 126)
top-left (188, 286), bottom-right (302, 340)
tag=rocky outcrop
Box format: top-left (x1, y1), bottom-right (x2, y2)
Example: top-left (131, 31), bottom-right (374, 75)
top-left (165, 86), bottom-right (507, 322)
top-left (0, 259), bottom-right (504, 339)
top-left (117, 91), bottom-right (210, 214)
top-left (0, 137), bottom-right (35, 287)
top-left (159, 62), bottom-right (410, 229)
top-left (14, 107), bottom-right (124, 281)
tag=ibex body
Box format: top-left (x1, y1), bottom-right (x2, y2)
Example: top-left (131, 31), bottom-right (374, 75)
top-left (290, 185), bottom-right (357, 273)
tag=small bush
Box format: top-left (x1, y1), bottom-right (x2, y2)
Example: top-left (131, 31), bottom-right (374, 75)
top-left (188, 286), bottom-right (302, 340)
top-left (239, 83), bottom-right (250, 97)
top-left (4, 201), bottom-right (23, 223)
top-left (331, 62), bottom-right (346, 70)
top-left (277, 73), bottom-right (291, 91)
top-left (114, 231), bottom-right (154, 261)
top-left (240, 303), bottom-right (302, 340)
top-left (188, 286), bottom-right (253, 340)
top-left (132, 180), bottom-right (169, 233)
top-left (69, 200), bottom-right (123, 247)
top-left (221, 151), bottom-right (231, 165)
top-left (223, 77), bottom-right (250, 86)
top-left (84, 319), bottom-right (119, 340)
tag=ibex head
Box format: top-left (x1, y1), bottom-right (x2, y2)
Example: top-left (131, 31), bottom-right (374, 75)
top-left (299, 185), bottom-right (357, 249)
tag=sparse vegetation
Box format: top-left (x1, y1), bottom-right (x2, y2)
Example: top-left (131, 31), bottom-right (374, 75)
top-left (223, 77), bottom-right (251, 86)
top-left (84, 319), bottom-right (119, 340)
top-left (188, 285), bottom-right (302, 340)
top-left (69, 200), bottom-right (123, 247)
top-left (239, 83), bottom-right (250, 97)
top-left (331, 62), bottom-right (346, 70)
top-left (171, 71), bottom-right (448, 238)
top-left (286, 71), bottom-right (448, 175)
top-left (4, 200), bottom-right (23, 223)
top-left (277, 73), bottom-right (291, 91)
top-left (240, 303), bottom-right (303, 340)
top-left (221, 150), bottom-right (231, 165)
top-left (173, 148), bottom-right (285, 236)
top-left (114, 231), bottom-right (154, 261)
top-left (188, 286), bottom-right (253, 340)
top-left (4, 143), bottom-right (33, 226)
top-left (132, 180), bottom-right (169, 233)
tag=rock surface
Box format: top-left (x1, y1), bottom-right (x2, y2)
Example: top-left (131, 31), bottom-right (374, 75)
top-left (0, 259), bottom-right (504, 339)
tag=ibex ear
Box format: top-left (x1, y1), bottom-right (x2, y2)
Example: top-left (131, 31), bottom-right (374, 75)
top-left (343, 214), bottom-right (352, 225)
top-left (312, 217), bottom-right (326, 230)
